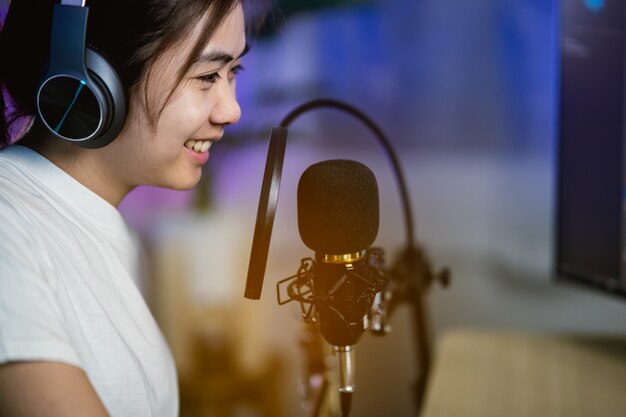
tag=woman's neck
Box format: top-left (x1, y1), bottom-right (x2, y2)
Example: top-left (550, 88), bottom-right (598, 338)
top-left (16, 122), bottom-right (130, 207)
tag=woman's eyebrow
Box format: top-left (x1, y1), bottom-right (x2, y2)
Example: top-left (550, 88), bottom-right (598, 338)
top-left (238, 43), bottom-right (251, 59)
top-left (195, 43), bottom-right (250, 65)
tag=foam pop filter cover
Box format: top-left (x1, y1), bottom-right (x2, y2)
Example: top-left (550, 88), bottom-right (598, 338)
top-left (297, 159), bottom-right (379, 255)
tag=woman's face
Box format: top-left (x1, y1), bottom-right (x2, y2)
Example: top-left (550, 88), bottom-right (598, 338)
top-left (105, 3), bottom-right (247, 194)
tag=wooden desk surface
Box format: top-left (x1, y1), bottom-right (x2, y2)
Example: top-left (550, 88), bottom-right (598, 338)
top-left (420, 328), bottom-right (626, 417)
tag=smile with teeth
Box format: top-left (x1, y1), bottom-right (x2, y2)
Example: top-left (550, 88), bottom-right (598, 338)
top-left (184, 139), bottom-right (212, 153)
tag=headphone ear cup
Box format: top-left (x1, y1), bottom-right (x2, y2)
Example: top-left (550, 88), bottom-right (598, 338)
top-left (81, 48), bottom-right (127, 149)
top-left (35, 4), bottom-right (127, 149)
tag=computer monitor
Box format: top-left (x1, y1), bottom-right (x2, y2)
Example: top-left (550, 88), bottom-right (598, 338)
top-left (555, 0), bottom-right (626, 299)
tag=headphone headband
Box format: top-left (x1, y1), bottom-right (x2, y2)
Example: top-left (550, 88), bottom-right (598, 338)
top-left (61, 0), bottom-right (86, 6)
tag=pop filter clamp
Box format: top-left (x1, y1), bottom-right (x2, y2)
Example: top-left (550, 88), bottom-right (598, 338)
top-left (244, 97), bottom-right (451, 415)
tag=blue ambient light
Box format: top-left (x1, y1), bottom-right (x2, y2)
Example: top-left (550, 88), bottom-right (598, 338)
top-left (584, 0), bottom-right (604, 12)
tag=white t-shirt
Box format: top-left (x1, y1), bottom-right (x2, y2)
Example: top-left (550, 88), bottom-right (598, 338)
top-left (0, 145), bottom-right (179, 417)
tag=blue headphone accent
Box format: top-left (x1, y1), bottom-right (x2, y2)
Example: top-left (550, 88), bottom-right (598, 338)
top-left (36, 0), bottom-right (126, 148)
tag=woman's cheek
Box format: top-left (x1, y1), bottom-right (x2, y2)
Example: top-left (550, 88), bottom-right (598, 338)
top-left (184, 93), bottom-right (214, 123)
top-left (161, 96), bottom-right (206, 135)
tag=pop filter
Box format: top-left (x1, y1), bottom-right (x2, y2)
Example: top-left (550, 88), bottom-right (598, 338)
top-left (244, 98), bottom-right (417, 300)
top-left (244, 126), bottom-right (287, 300)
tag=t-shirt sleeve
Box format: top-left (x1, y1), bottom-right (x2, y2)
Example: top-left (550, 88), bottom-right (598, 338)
top-left (0, 201), bottom-right (81, 368)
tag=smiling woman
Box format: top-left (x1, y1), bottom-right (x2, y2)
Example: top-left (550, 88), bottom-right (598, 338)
top-left (0, 0), bottom-right (264, 416)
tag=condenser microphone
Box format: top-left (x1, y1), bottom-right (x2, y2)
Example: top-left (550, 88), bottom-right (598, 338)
top-left (297, 159), bottom-right (383, 417)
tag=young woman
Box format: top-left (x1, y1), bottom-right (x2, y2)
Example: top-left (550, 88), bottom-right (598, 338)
top-left (0, 0), bottom-right (253, 415)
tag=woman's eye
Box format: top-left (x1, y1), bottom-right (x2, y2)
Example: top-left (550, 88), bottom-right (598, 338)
top-left (197, 72), bottom-right (221, 85)
top-left (231, 64), bottom-right (244, 75)
top-left (196, 64), bottom-right (244, 86)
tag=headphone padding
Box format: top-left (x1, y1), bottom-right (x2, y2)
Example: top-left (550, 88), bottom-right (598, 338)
top-left (82, 48), bottom-right (127, 149)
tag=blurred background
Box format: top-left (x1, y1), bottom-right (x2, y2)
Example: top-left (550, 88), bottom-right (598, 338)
top-left (114, 0), bottom-right (626, 416)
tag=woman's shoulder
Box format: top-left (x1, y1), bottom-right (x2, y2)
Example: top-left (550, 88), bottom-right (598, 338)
top-left (0, 145), bottom-right (60, 208)
top-left (0, 192), bottom-right (44, 256)
top-left (0, 148), bottom-right (46, 221)
top-left (0, 147), bottom-right (52, 261)
top-left (0, 174), bottom-right (59, 292)
top-left (0, 144), bottom-right (44, 187)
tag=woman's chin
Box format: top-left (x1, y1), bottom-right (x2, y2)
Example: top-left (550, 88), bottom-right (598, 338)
top-left (160, 172), bottom-right (203, 192)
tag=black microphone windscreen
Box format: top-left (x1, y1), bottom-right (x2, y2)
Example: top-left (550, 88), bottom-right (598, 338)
top-left (297, 159), bottom-right (379, 254)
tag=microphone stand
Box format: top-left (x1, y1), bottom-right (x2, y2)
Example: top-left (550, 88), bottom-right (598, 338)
top-left (275, 98), bottom-right (452, 416)
top-left (296, 321), bottom-right (337, 417)
top-left (375, 245), bottom-right (451, 414)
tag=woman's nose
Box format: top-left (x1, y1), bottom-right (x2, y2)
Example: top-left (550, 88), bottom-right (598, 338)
top-left (210, 83), bottom-right (241, 126)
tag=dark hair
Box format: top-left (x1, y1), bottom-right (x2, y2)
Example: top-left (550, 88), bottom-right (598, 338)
top-left (0, 0), bottom-right (264, 148)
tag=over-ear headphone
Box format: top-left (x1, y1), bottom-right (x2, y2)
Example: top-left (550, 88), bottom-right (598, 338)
top-left (36, 0), bottom-right (126, 149)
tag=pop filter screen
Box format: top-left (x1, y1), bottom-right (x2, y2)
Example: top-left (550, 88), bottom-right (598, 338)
top-left (244, 127), bottom-right (287, 300)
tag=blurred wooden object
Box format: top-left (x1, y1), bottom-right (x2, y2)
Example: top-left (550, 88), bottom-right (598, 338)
top-left (146, 204), bottom-right (284, 416)
top-left (296, 322), bottom-right (339, 417)
top-left (421, 328), bottom-right (626, 417)
top-left (178, 325), bottom-right (284, 417)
